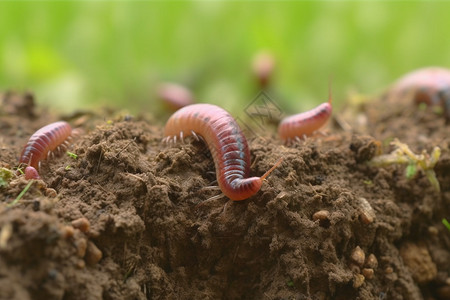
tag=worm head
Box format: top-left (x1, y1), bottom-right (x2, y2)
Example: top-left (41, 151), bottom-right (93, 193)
top-left (24, 166), bottom-right (40, 180)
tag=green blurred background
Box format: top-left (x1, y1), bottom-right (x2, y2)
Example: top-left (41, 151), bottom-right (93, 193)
top-left (1, 1), bottom-right (450, 116)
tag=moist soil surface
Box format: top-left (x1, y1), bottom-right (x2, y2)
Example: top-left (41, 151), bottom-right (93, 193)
top-left (0, 91), bottom-right (449, 300)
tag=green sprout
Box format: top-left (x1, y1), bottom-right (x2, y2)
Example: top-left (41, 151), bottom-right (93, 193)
top-left (7, 180), bottom-right (34, 207)
top-left (443, 218), bottom-right (450, 232)
top-left (418, 102), bottom-right (428, 111)
top-left (368, 139), bottom-right (441, 192)
top-left (432, 105), bottom-right (444, 115)
top-left (0, 168), bottom-right (14, 188)
top-left (287, 281), bottom-right (294, 287)
top-left (67, 151), bottom-right (78, 159)
top-left (405, 163), bottom-right (417, 179)
top-left (65, 165), bottom-right (71, 170)
top-left (363, 179), bottom-right (373, 185)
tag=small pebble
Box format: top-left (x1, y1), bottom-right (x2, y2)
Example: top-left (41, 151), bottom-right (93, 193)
top-left (61, 226), bottom-right (75, 239)
top-left (385, 266), bottom-right (393, 274)
top-left (45, 188), bottom-right (57, 198)
top-left (0, 223), bottom-right (12, 250)
top-left (71, 217), bottom-right (90, 233)
top-left (276, 191), bottom-right (288, 199)
top-left (353, 273), bottom-right (365, 288)
top-left (428, 226), bottom-right (438, 236)
top-left (365, 253), bottom-right (378, 269)
top-left (85, 241), bottom-right (102, 265)
top-left (359, 211), bottom-right (374, 224)
top-left (358, 197), bottom-right (375, 224)
top-left (75, 238), bottom-right (87, 258)
top-left (362, 268), bottom-right (374, 279)
top-left (351, 246), bottom-right (366, 267)
top-left (312, 210), bottom-right (330, 221)
top-left (76, 259), bottom-right (86, 269)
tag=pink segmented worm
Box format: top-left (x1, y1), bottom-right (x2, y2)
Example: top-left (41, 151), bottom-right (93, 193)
top-left (278, 86), bottom-right (333, 142)
top-left (157, 83), bottom-right (194, 111)
top-left (164, 104), bottom-right (282, 201)
top-left (387, 67), bottom-right (450, 121)
top-left (19, 121), bottom-right (74, 180)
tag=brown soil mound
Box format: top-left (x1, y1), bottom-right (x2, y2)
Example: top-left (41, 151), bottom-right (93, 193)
top-left (0, 91), bottom-right (449, 300)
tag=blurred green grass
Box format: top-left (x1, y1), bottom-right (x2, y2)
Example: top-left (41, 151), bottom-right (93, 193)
top-left (1, 1), bottom-right (450, 115)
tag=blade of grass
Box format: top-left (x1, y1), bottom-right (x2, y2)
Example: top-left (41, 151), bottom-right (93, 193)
top-left (443, 218), bottom-right (450, 231)
top-left (7, 180), bottom-right (34, 207)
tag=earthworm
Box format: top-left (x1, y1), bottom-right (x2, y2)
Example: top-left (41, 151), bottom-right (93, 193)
top-left (278, 85), bottom-right (332, 142)
top-left (157, 83), bottom-right (194, 111)
top-left (252, 51), bottom-right (275, 89)
top-left (164, 104), bottom-right (282, 201)
top-left (19, 121), bottom-right (74, 180)
top-left (387, 67), bottom-right (450, 121)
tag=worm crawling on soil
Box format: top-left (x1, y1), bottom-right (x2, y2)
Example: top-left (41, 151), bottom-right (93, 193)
top-left (387, 67), bottom-right (450, 122)
top-left (163, 104), bottom-right (282, 201)
top-left (19, 121), bottom-right (75, 180)
top-left (278, 86), bottom-right (332, 143)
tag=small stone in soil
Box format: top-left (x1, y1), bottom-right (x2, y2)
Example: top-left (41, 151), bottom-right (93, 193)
top-left (351, 246), bottom-right (366, 267)
top-left (71, 217), bottom-right (90, 233)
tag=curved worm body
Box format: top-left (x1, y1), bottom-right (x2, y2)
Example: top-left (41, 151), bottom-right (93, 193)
top-left (164, 104), bottom-right (280, 201)
top-left (278, 97), bottom-right (332, 142)
top-left (19, 121), bottom-right (73, 179)
top-left (389, 67), bottom-right (450, 105)
top-left (388, 67), bottom-right (450, 121)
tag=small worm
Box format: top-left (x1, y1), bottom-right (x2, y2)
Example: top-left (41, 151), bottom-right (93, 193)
top-left (252, 51), bottom-right (275, 89)
top-left (19, 121), bottom-right (74, 179)
top-left (278, 86), bottom-right (332, 142)
top-left (157, 82), bottom-right (194, 111)
top-left (387, 67), bottom-right (450, 121)
top-left (164, 104), bottom-right (282, 201)
top-left (388, 67), bottom-right (450, 105)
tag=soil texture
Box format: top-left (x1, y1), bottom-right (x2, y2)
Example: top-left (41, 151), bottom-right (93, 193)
top-left (0, 90), bottom-right (449, 300)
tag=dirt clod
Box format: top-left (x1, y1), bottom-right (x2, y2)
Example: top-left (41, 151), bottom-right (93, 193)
top-left (85, 241), bottom-right (102, 265)
top-left (61, 225), bottom-right (75, 239)
top-left (353, 273), bottom-right (365, 288)
top-left (71, 217), bottom-right (90, 233)
top-left (437, 285), bottom-right (450, 300)
top-left (400, 242), bottom-right (437, 284)
top-left (75, 237), bottom-right (87, 258)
